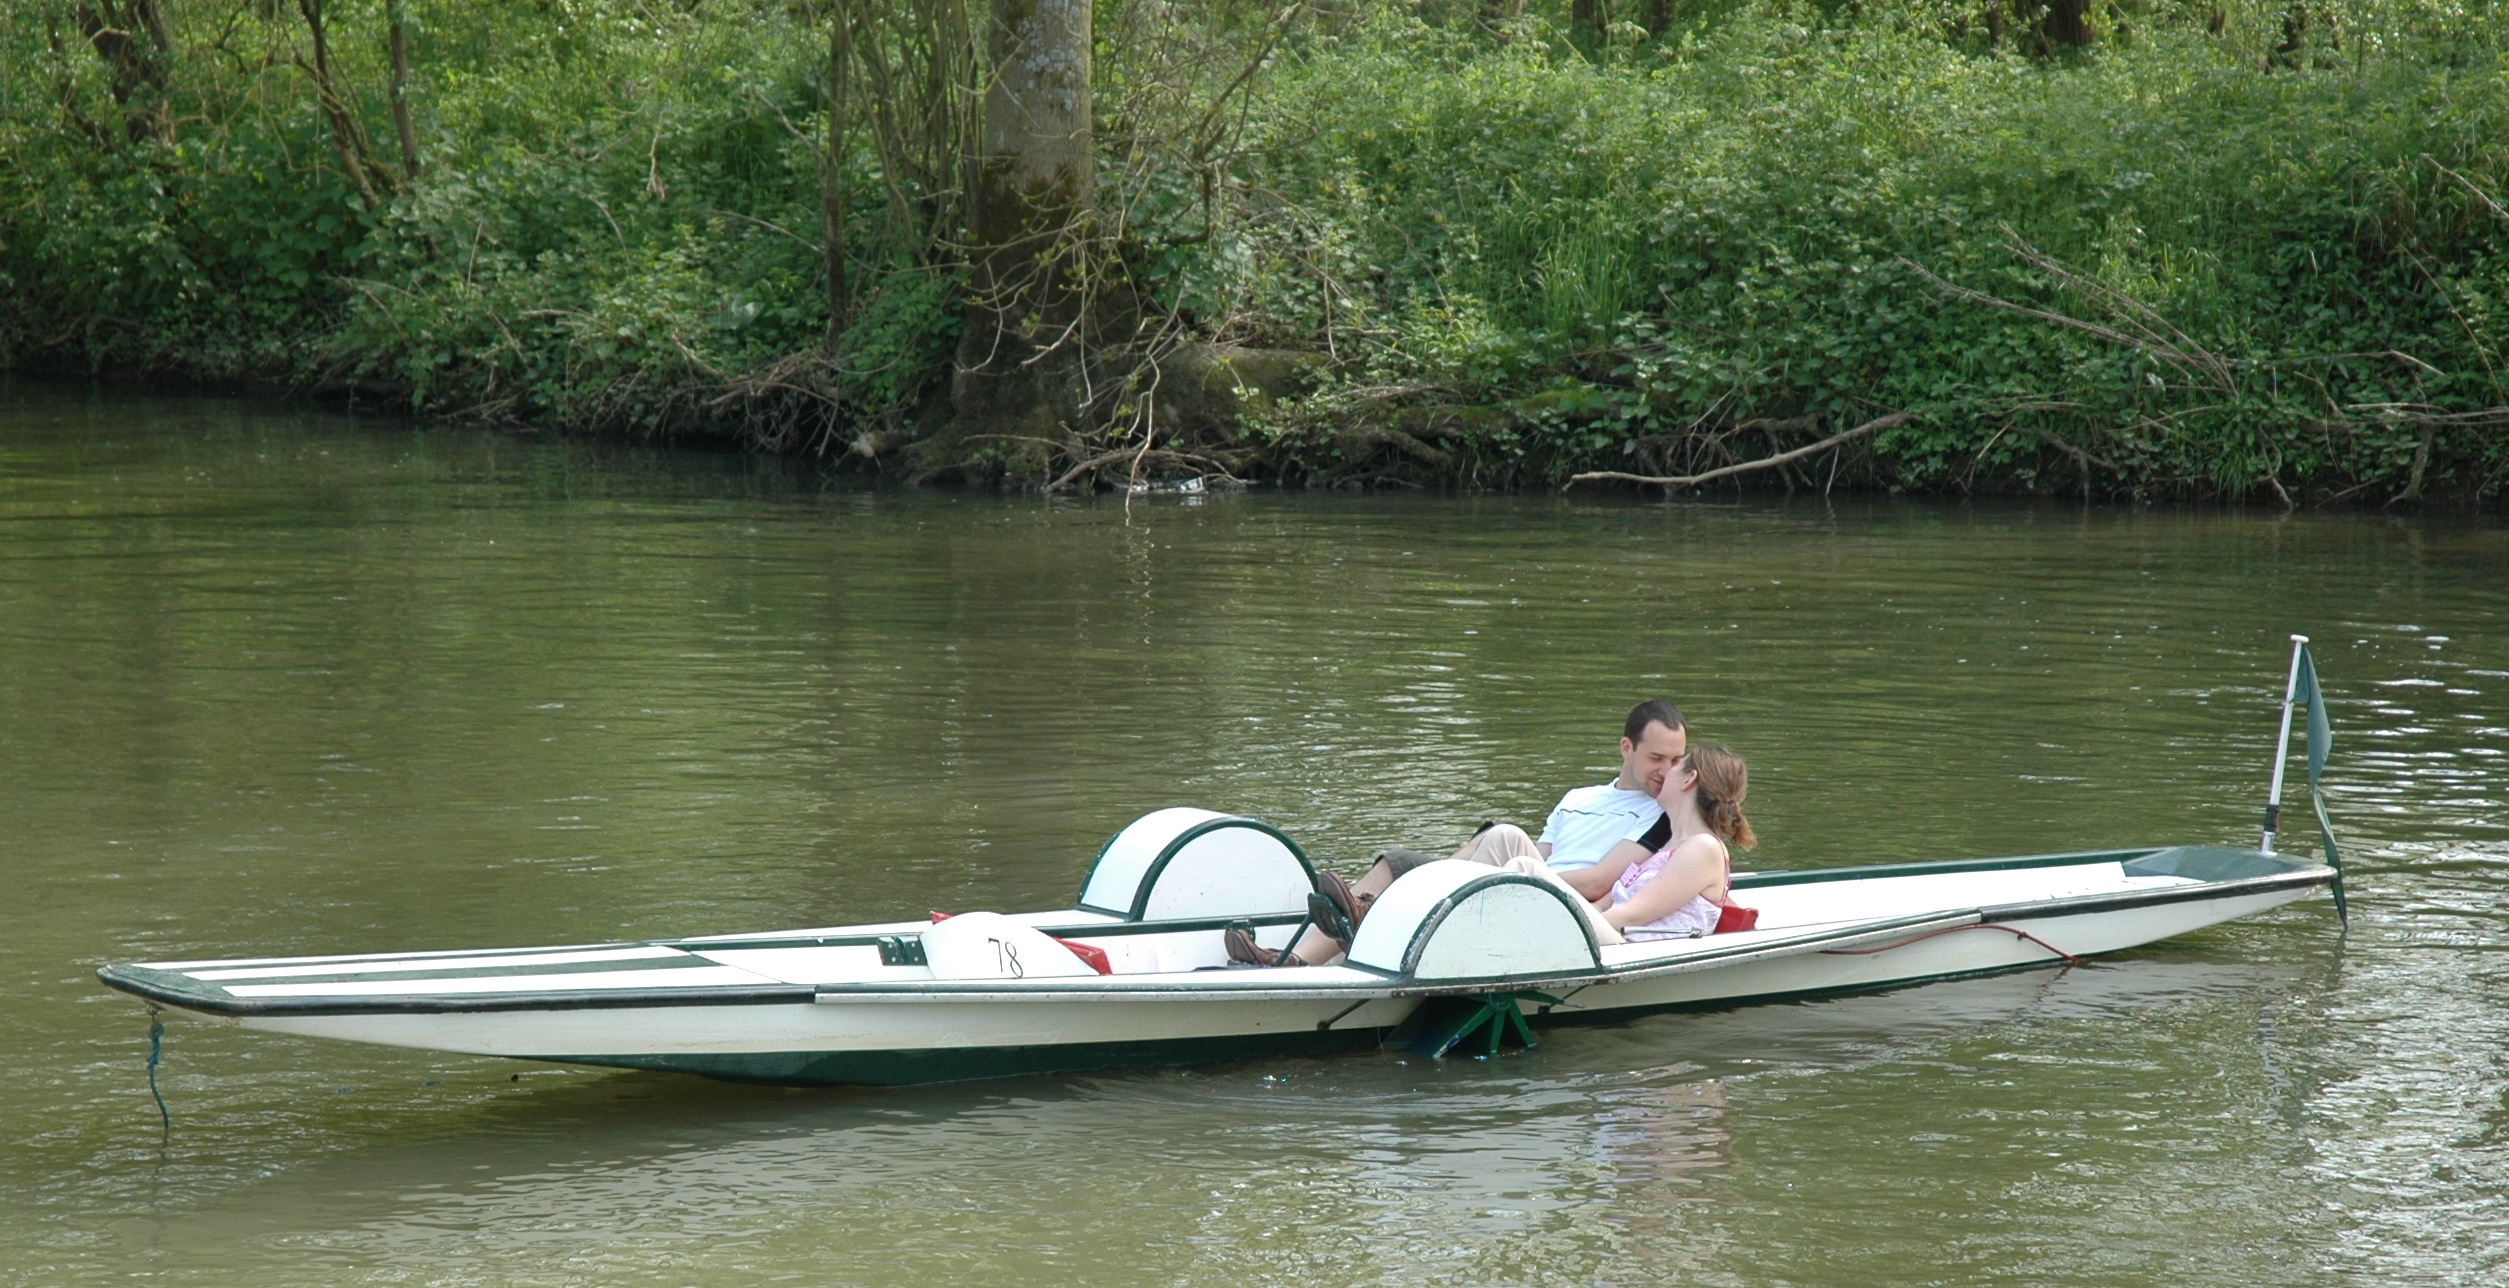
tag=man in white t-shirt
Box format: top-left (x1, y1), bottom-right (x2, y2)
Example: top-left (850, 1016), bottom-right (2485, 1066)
top-left (1229, 700), bottom-right (1689, 967)
top-left (1446, 699), bottom-right (1686, 898)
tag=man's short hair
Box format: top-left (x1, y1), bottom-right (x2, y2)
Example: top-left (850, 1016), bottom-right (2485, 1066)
top-left (1624, 698), bottom-right (1686, 743)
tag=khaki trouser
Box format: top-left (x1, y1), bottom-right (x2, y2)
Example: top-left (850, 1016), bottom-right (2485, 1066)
top-left (1382, 825), bottom-right (1627, 947)
top-left (1455, 822), bottom-right (1543, 866)
top-left (1447, 825), bottom-right (1627, 947)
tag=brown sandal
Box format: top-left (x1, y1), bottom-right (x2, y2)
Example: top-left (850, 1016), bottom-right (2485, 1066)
top-left (1314, 871), bottom-right (1362, 932)
top-left (1224, 926), bottom-right (1283, 967)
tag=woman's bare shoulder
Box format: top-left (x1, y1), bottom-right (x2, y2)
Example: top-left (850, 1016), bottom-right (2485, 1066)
top-left (1666, 832), bottom-right (1727, 866)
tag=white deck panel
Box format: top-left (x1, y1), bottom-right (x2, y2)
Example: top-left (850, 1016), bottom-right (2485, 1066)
top-left (224, 965), bottom-right (783, 998)
top-left (670, 908), bottom-right (1123, 945)
top-left (187, 945), bottom-right (689, 981)
top-left (141, 942), bottom-right (624, 971)
top-left (1742, 864), bottom-right (2198, 928)
top-left (697, 945), bottom-right (904, 984)
top-left (1596, 917), bottom-right (1885, 969)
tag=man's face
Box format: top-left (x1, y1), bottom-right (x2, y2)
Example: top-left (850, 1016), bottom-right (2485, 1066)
top-left (1621, 721), bottom-right (1688, 795)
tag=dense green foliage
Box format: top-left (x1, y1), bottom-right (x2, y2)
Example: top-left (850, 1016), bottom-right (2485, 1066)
top-left (1215, 7), bottom-right (2509, 497)
top-left (2, 2), bottom-right (885, 435)
top-left (5, 0), bottom-right (2508, 499)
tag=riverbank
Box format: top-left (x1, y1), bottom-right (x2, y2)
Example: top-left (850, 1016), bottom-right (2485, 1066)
top-left (5, 3), bottom-right (2506, 502)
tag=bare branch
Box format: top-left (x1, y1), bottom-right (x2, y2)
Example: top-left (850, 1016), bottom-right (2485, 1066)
top-left (2426, 154), bottom-right (2509, 223)
top-left (1566, 411), bottom-right (1913, 490)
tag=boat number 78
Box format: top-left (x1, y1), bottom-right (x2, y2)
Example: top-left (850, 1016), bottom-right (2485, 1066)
top-left (988, 937), bottom-right (1025, 978)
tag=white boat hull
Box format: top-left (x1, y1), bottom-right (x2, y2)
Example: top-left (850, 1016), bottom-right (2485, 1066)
top-left (102, 824), bottom-right (2338, 1086)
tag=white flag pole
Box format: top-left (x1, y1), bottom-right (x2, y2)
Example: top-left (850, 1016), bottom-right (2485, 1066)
top-left (2262, 634), bottom-right (2308, 853)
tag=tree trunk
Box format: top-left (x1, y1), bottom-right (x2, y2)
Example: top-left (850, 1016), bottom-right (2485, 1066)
top-left (72, 0), bottom-right (175, 143)
top-left (950, 0), bottom-right (1094, 444)
top-left (387, 2), bottom-right (420, 181)
top-left (1571, 0), bottom-right (1603, 42)
top-left (47, 14), bottom-right (111, 147)
top-left (824, 1), bottom-right (851, 346)
top-left (2275, 5), bottom-right (2337, 66)
top-left (2039, 0), bottom-right (2094, 49)
top-left (296, 0), bottom-right (389, 208)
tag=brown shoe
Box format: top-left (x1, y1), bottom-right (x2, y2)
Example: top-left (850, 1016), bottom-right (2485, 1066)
top-left (1225, 926), bottom-right (1282, 967)
top-left (1316, 870), bottom-right (1362, 929)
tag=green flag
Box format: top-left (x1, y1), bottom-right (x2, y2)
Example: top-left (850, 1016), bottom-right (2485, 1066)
top-left (2293, 643), bottom-right (2330, 788)
top-left (2290, 643), bottom-right (2345, 921)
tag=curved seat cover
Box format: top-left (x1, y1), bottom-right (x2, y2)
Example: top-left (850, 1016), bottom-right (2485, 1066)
top-left (1346, 859), bottom-right (1601, 981)
top-left (1077, 807), bottom-right (1315, 921)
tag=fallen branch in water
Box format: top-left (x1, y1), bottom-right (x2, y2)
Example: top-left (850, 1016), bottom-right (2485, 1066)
top-left (1564, 411), bottom-right (1914, 491)
top-left (1043, 445), bottom-right (1246, 492)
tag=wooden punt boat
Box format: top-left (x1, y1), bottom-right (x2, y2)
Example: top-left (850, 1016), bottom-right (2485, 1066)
top-left (98, 807), bottom-right (2338, 1086)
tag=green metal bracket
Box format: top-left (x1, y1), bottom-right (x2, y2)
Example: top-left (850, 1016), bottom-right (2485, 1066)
top-left (1385, 992), bottom-right (1560, 1059)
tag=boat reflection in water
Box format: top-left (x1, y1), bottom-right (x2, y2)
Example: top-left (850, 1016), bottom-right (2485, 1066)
top-left (1593, 1078), bottom-right (1731, 1193)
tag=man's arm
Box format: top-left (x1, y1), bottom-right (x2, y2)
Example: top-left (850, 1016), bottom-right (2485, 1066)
top-left (1562, 839), bottom-right (1651, 901)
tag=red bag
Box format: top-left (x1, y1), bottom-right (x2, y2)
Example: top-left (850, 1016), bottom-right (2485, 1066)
top-left (1713, 903), bottom-right (1759, 934)
top-left (1706, 846), bottom-right (1758, 934)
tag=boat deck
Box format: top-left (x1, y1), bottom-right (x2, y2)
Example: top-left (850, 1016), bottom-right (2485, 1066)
top-left (101, 849), bottom-right (2306, 1017)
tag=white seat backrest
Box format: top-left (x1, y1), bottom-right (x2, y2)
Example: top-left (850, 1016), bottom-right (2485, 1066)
top-left (1346, 859), bottom-right (1599, 980)
top-left (1078, 808), bottom-right (1315, 920)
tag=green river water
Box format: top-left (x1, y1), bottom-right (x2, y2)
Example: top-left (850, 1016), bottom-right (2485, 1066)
top-left (3, 380), bottom-right (2505, 1285)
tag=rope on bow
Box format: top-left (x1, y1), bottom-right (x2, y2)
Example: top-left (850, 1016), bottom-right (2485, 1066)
top-left (145, 1007), bottom-right (171, 1139)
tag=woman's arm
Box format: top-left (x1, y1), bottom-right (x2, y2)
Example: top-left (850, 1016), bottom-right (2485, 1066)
top-left (1601, 837), bottom-right (1724, 929)
top-left (1565, 840), bottom-right (1650, 903)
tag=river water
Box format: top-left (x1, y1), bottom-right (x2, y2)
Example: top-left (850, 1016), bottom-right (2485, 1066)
top-left (2, 380), bottom-right (2503, 1285)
